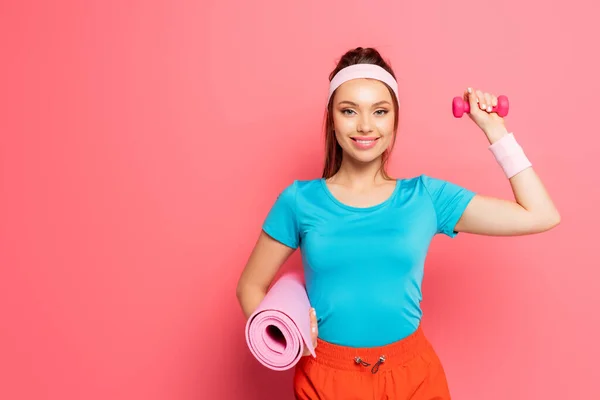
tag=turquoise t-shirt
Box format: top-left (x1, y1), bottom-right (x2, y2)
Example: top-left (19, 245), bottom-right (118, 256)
top-left (262, 175), bottom-right (476, 348)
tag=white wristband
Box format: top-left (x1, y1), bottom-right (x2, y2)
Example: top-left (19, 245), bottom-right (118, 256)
top-left (488, 133), bottom-right (532, 178)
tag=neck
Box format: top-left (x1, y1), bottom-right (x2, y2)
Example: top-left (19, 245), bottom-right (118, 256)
top-left (329, 155), bottom-right (391, 189)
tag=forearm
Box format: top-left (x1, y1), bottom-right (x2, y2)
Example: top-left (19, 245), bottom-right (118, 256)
top-left (510, 167), bottom-right (558, 212)
top-left (486, 127), bottom-right (560, 224)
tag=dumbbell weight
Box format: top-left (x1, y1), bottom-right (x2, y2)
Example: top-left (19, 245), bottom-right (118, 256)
top-left (452, 95), bottom-right (509, 118)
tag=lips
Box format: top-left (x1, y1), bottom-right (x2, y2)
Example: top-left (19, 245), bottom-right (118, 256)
top-left (351, 136), bottom-right (380, 150)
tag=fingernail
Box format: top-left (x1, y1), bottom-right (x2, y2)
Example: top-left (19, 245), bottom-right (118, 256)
top-left (468, 87), bottom-right (472, 93)
top-left (312, 327), bottom-right (316, 333)
top-left (487, 106), bottom-right (492, 112)
top-left (481, 104), bottom-right (486, 109)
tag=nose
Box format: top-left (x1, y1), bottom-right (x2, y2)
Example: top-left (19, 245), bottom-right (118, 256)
top-left (357, 114), bottom-right (374, 133)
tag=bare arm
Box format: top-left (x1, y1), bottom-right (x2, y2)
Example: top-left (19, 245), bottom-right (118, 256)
top-left (236, 230), bottom-right (319, 355)
top-left (455, 166), bottom-right (560, 235)
top-left (454, 88), bottom-right (560, 236)
top-left (236, 230), bottom-right (296, 318)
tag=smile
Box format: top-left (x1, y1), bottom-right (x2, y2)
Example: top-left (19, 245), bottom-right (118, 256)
top-left (351, 137), bottom-right (380, 150)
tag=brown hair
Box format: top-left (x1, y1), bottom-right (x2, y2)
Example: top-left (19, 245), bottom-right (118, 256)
top-left (321, 47), bottom-right (400, 180)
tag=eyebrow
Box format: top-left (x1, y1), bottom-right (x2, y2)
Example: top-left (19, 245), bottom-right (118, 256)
top-left (337, 100), bottom-right (391, 107)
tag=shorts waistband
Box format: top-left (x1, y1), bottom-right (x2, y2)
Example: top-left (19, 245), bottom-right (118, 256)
top-left (311, 325), bottom-right (431, 373)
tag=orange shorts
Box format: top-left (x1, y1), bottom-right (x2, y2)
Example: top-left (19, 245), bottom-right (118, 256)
top-left (293, 325), bottom-right (451, 399)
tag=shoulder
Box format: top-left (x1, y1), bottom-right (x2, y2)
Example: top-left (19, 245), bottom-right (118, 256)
top-left (271, 178), bottom-right (323, 205)
top-left (397, 174), bottom-right (475, 201)
top-left (411, 174), bottom-right (468, 193)
top-left (276, 178), bottom-right (323, 195)
top-left (294, 178), bottom-right (323, 189)
top-left (413, 174), bottom-right (476, 210)
top-left (392, 174), bottom-right (439, 192)
top-left (416, 174), bottom-right (446, 194)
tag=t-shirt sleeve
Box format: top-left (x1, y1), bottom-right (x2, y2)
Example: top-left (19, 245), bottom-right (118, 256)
top-left (420, 174), bottom-right (476, 238)
top-left (261, 180), bottom-right (300, 249)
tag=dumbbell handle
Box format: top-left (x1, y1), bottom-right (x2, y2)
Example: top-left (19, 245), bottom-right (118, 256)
top-left (452, 95), bottom-right (509, 118)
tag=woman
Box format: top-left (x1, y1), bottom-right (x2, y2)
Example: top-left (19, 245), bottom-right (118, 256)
top-left (236, 47), bottom-right (560, 399)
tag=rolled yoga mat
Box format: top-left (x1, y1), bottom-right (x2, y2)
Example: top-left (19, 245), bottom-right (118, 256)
top-left (245, 271), bottom-right (316, 371)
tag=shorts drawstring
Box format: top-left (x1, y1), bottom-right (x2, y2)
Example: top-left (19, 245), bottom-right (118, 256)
top-left (371, 355), bottom-right (386, 373)
top-left (354, 355), bottom-right (386, 373)
top-left (354, 356), bottom-right (371, 367)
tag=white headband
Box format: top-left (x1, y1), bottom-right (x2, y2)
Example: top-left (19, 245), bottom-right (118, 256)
top-left (327, 63), bottom-right (400, 106)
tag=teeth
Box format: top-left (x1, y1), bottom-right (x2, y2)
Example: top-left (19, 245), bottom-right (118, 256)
top-left (357, 140), bottom-right (373, 144)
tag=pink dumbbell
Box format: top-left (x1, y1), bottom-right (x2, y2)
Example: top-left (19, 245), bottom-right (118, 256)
top-left (452, 95), bottom-right (509, 118)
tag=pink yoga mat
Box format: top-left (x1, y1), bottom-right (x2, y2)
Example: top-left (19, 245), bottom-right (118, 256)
top-left (245, 271), bottom-right (316, 371)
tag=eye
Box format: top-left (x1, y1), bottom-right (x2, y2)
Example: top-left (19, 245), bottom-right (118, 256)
top-left (341, 109), bottom-right (356, 115)
top-left (374, 109), bottom-right (389, 116)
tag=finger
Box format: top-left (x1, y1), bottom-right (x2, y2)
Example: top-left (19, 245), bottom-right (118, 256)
top-left (466, 87), bottom-right (478, 110)
top-left (476, 89), bottom-right (486, 110)
top-left (491, 94), bottom-right (498, 108)
top-left (484, 92), bottom-right (493, 112)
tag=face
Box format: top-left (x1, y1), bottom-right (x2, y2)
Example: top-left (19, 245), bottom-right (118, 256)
top-left (331, 78), bottom-right (396, 164)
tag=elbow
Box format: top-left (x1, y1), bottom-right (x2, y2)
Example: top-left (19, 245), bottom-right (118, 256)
top-left (235, 279), bottom-right (249, 315)
top-left (235, 279), bottom-right (246, 301)
top-left (551, 211), bottom-right (561, 227)
top-left (235, 278), bottom-right (267, 320)
top-left (537, 210), bottom-right (561, 232)
top-left (548, 208), bottom-right (561, 229)
top-left (235, 277), bottom-right (262, 303)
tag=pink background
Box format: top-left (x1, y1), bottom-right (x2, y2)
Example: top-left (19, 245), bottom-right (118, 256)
top-left (1, 1), bottom-right (598, 399)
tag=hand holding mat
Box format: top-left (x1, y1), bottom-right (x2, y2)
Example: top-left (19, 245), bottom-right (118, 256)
top-left (245, 271), bottom-right (316, 371)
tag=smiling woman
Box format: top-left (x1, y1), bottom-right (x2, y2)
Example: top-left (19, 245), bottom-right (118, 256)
top-left (236, 46), bottom-right (560, 399)
top-left (333, 83), bottom-right (394, 156)
top-left (323, 53), bottom-right (400, 180)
